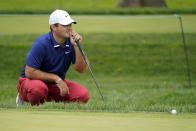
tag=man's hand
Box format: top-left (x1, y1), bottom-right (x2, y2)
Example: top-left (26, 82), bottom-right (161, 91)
top-left (70, 30), bottom-right (82, 46)
top-left (56, 79), bottom-right (69, 96)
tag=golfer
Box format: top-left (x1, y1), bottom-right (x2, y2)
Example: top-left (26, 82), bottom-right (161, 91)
top-left (16, 9), bottom-right (90, 106)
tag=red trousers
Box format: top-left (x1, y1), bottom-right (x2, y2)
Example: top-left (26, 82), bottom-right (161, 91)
top-left (17, 77), bottom-right (90, 106)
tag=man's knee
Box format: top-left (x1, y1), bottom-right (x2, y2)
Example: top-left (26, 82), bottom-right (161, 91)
top-left (26, 80), bottom-right (48, 106)
top-left (80, 89), bottom-right (90, 103)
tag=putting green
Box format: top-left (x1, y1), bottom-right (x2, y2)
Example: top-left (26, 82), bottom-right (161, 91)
top-left (0, 110), bottom-right (195, 131)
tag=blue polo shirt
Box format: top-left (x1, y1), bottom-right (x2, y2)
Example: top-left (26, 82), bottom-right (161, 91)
top-left (20, 32), bottom-right (75, 80)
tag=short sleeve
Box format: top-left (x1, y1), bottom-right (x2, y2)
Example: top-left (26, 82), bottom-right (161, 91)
top-left (26, 42), bottom-right (45, 69)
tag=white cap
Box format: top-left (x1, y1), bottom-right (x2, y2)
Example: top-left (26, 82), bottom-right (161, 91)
top-left (49, 9), bottom-right (76, 25)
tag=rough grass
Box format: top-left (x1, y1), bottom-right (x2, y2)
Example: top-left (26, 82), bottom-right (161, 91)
top-left (0, 33), bottom-right (196, 113)
top-left (0, 0), bottom-right (118, 10)
top-left (0, 0), bottom-right (196, 11)
top-left (0, 0), bottom-right (196, 14)
top-left (167, 0), bottom-right (196, 9)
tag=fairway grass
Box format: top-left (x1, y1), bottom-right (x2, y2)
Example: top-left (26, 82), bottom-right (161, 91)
top-left (0, 15), bottom-right (196, 35)
top-left (0, 110), bottom-right (196, 131)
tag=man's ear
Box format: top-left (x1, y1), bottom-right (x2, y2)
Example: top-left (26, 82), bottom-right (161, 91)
top-left (51, 24), bottom-right (57, 31)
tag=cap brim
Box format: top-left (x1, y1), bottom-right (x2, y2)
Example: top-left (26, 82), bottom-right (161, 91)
top-left (59, 19), bottom-right (77, 25)
top-left (72, 21), bottom-right (77, 24)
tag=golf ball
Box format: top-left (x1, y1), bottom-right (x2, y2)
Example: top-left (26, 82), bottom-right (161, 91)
top-left (171, 109), bottom-right (177, 114)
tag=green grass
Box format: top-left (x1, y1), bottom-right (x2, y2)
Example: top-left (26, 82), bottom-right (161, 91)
top-left (1, 110), bottom-right (196, 131)
top-left (1, 14), bottom-right (196, 131)
top-left (0, 34), bottom-right (196, 112)
top-left (0, 0), bottom-right (119, 14)
top-left (0, 15), bottom-right (196, 113)
top-left (167, 0), bottom-right (196, 9)
top-left (1, 15), bottom-right (196, 35)
top-left (1, 0), bottom-right (196, 14)
top-left (0, 0), bottom-right (196, 11)
top-left (0, 0), bottom-right (118, 10)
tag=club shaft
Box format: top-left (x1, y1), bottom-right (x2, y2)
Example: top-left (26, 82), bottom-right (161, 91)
top-left (76, 41), bottom-right (105, 101)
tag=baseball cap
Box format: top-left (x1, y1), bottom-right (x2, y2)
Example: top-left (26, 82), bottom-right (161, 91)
top-left (49, 9), bottom-right (76, 25)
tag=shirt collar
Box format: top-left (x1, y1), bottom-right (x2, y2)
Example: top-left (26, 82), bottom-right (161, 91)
top-left (62, 38), bottom-right (71, 48)
top-left (49, 32), bottom-right (70, 48)
top-left (49, 32), bottom-right (59, 48)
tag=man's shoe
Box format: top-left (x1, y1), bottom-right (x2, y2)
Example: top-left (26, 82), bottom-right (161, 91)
top-left (16, 93), bottom-right (27, 106)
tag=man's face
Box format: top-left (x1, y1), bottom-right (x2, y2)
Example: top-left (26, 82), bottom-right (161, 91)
top-left (53, 23), bottom-right (72, 38)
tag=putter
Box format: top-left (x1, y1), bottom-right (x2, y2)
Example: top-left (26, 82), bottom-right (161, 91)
top-left (76, 41), bottom-right (105, 101)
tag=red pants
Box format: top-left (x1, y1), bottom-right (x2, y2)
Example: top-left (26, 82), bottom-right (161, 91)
top-left (17, 77), bottom-right (90, 106)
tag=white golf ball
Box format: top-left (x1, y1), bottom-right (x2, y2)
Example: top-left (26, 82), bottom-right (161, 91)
top-left (171, 109), bottom-right (177, 114)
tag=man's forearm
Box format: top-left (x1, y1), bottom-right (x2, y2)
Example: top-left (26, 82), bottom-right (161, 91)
top-left (25, 65), bottom-right (60, 82)
top-left (73, 45), bottom-right (88, 73)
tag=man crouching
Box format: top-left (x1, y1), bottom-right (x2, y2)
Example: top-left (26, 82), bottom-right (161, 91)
top-left (16, 9), bottom-right (89, 106)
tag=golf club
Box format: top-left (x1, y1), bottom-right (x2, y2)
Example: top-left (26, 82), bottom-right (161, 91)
top-left (76, 40), bottom-right (105, 101)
